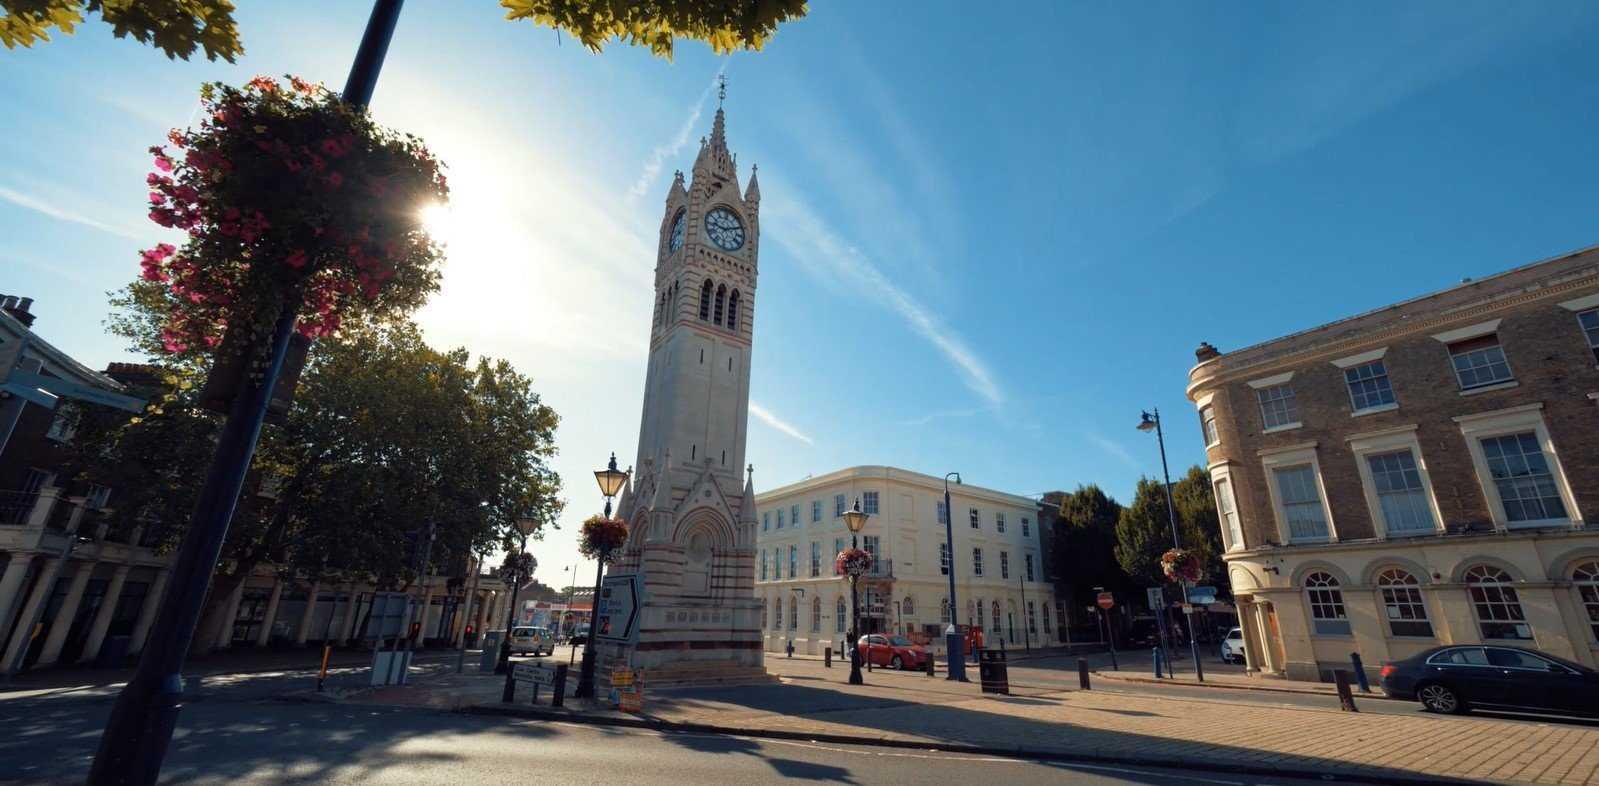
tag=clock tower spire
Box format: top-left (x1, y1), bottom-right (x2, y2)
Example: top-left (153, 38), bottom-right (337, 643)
top-left (609, 91), bottom-right (768, 686)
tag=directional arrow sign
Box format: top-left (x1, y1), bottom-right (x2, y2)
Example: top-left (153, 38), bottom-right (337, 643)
top-left (596, 573), bottom-right (640, 643)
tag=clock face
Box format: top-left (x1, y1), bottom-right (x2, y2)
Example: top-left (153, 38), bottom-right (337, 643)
top-left (703, 207), bottom-right (745, 251)
top-left (668, 210), bottom-right (686, 252)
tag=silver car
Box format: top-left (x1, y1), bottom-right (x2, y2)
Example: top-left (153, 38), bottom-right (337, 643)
top-left (508, 626), bottom-right (554, 656)
top-left (1219, 626), bottom-right (1246, 664)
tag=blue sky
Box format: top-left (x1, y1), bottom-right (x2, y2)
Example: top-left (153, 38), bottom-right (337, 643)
top-left (5, 2), bottom-right (1599, 584)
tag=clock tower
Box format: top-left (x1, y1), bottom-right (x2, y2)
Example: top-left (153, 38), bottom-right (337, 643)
top-left (606, 88), bottom-right (771, 685)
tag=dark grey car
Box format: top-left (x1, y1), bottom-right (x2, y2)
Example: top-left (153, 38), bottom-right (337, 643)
top-left (1380, 644), bottom-right (1599, 716)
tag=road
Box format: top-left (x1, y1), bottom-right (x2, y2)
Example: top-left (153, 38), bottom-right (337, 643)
top-left (0, 669), bottom-right (1371, 785)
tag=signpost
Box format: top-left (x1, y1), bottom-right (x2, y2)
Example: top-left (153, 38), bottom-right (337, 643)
top-left (596, 573), bottom-right (640, 643)
top-left (1096, 592), bottom-right (1115, 610)
top-left (508, 661), bottom-right (567, 707)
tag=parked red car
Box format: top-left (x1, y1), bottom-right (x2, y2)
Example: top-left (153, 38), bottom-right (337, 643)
top-left (856, 634), bottom-right (930, 670)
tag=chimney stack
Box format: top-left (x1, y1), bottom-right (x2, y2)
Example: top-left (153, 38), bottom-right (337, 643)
top-left (1195, 341), bottom-right (1221, 363)
top-left (0, 294), bottom-right (36, 328)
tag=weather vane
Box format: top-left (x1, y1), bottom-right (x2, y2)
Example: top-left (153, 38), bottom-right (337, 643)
top-left (718, 74), bottom-right (727, 107)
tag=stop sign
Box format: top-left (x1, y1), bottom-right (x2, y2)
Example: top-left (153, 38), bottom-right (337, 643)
top-left (1096, 592), bottom-right (1115, 609)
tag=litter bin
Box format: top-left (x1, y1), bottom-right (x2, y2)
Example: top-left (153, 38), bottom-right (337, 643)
top-left (479, 630), bottom-right (504, 672)
top-left (978, 648), bottom-right (1009, 695)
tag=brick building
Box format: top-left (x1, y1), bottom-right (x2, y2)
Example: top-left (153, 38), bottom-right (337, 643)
top-left (1187, 245), bottom-right (1599, 681)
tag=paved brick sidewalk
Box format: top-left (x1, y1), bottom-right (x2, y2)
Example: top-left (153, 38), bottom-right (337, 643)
top-left (311, 654), bottom-right (1599, 786)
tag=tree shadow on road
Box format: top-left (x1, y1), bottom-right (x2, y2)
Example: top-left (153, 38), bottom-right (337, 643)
top-left (660, 728), bottom-right (858, 783)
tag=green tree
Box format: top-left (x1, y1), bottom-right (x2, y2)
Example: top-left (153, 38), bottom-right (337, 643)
top-left (76, 287), bottom-right (563, 653)
top-left (3, 0), bottom-right (807, 61)
top-left (1050, 485), bottom-right (1136, 614)
top-left (1114, 477), bottom-right (1173, 587)
top-left (1171, 465), bottom-right (1227, 593)
top-left (0, 0), bottom-right (243, 60)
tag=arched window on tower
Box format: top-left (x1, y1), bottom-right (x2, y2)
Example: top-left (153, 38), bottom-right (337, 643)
top-left (727, 290), bottom-right (740, 331)
top-left (714, 284), bottom-right (727, 326)
top-left (699, 279), bottom-right (713, 321)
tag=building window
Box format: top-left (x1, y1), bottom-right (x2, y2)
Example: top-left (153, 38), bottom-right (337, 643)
top-left (762, 512), bottom-right (769, 531)
top-left (862, 536), bottom-right (879, 569)
top-left (1200, 405), bottom-right (1219, 446)
top-left (45, 404), bottom-right (77, 443)
top-left (811, 597), bottom-right (822, 632)
top-left (995, 512), bottom-right (1006, 533)
top-left (791, 504), bottom-right (801, 528)
top-left (776, 509), bottom-right (784, 529)
top-left (699, 279), bottom-right (713, 320)
top-left (1274, 465), bottom-right (1330, 541)
top-left (1480, 432), bottom-right (1568, 523)
top-left (836, 597), bottom-right (846, 633)
top-left (1304, 572), bottom-right (1351, 635)
top-left (1465, 564), bottom-right (1531, 640)
top-left (1449, 335), bottom-right (1513, 390)
top-left (1025, 553), bottom-right (1035, 582)
top-left (812, 500), bottom-right (821, 522)
top-left (902, 596), bottom-right (914, 617)
top-left (1000, 551), bottom-right (1010, 579)
top-left (713, 283), bottom-right (726, 325)
top-left (833, 537), bottom-right (845, 560)
top-left (938, 542), bottom-right (949, 575)
top-left (972, 547), bottom-right (984, 577)
top-left (761, 599), bottom-right (767, 629)
top-left (936, 502), bottom-right (947, 524)
top-left (862, 491), bottom-right (879, 515)
top-left (810, 542), bottom-right (820, 577)
top-left (1256, 383), bottom-right (1300, 430)
top-left (1027, 602), bottom-right (1037, 635)
top-left (1214, 476), bottom-right (1244, 551)
top-left (1367, 451), bottom-right (1436, 535)
top-left (834, 494), bottom-right (846, 517)
top-left (969, 508), bottom-right (979, 529)
top-left (771, 548), bottom-right (781, 580)
top-left (1376, 568), bottom-right (1433, 637)
top-left (1576, 309), bottom-right (1599, 364)
top-left (1344, 360), bottom-right (1396, 412)
top-left (788, 597), bottom-right (798, 630)
top-left (85, 484), bottom-right (111, 510)
top-left (976, 599), bottom-right (985, 628)
top-left (772, 598), bottom-right (781, 630)
top-left (991, 602), bottom-right (1001, 631)
top-left (788, 545), bottom-right (797, 577)
top-left (760, 551), bottom-right (768, 581)
top-left (727, 289), bottom-right (740, 330)
top-left (1043, 603), bottom-right (1052, 634)
top-left (1021, 517), bottom-right (1030, 538)
top-left (939, 598), bottom-right (951, 624)
top-left (1572, 561), bottom-right (1599, 642)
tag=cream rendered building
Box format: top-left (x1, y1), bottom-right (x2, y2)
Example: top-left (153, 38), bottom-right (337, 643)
top-left (755, 466), bottom-right (1056, 656)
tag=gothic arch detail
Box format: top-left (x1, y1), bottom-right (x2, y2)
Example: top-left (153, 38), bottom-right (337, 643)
top-left (699, 279), bottom-right (713, 321)
top-left (727, 289), bottom-right (740, 331)
top-left (714, 283), bottom-right (727, 325)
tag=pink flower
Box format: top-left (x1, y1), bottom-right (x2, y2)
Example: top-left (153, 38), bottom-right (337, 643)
top-left (153, 156), bottom-right (172, 173)
top-left (285, 250), bottom-right (308, 269)
top-left (319, 139), bottom-right (343, 156)
top-left (149, 192), bottom-right (166, 205)
top-left (326, 172), bottom-right (344, 189)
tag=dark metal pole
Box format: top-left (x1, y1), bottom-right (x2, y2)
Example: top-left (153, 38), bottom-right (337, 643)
top-left (1152, 410), bottom-right (1204, 682)
top-left (942, 473), bottom-right (967, 681)
top-left (88, 303), bottom-right (297, 785)
top-left (495, 533), bottom-right (528, 674)
top-left (847, 533), bottom-right (864, 685)
top-left (90, 6), bottom-right (406, 779)
top-left (574, 552), bottom-right (605, 698)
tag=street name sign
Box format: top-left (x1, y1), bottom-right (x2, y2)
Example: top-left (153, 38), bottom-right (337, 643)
top-left (596, 573), bottom-right (640, 643)
top-left (513, 662), bottom-right (559, 687)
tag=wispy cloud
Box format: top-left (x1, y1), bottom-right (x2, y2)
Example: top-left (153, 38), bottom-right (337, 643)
top-left (766, 191), bottom-right (1004, 407)
top-left (1087, 432), bottom-right (1139, 468)
top-left (749, 401), bottom-right (813, 445)
top-left (0, 185), bottom-right (144, 241)
top-left (628, 64), bottom-right (727, 200)
top-left (897, 405), bottom-right (993, 427)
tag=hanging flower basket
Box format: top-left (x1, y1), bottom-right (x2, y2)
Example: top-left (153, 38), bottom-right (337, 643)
top-left (835, 547), bottom-right (874, 578)
top-left (579, 516), bottom-right (629, 562)
top-left (1161, 548), bottom-right (1204, 584)
top-left (139, 75), bottom-right (449, 358)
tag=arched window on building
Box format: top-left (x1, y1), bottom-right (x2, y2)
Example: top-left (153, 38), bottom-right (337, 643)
top-left (1027, 601), bottom-right (1038, 635)
top-left (1376, 567), bottom-right (1432, 637)
top-left (940, 598), bottom-right (951, 624)
top-left (1042, 603), bottom-right (1052, 635)
top-left (1465, 564), bottom-right (1531, 640)
top-left (789, 596), bottom-right (799, 630)
top-left (727, 289), bottom-right (740, 331)
top-left (902, 596), bottom-right (914, 617)
top-left (699, 279), bottom-right (713, 320)
top-left (812, 596), bottom-right (822, 632)
top-left (713, 284), bottom-right (727, 326)
top-left (991, 602), bottom-right (1001, 633)
top-left (1304, 572), bottom-right (1350, 635)
top-left (1574, 561), bottom-right (1599, 643)
top-left (974, 599), bottom-right (982, 629)
top-left (835, 597), bottom-right (846, 633)
top-left (772, 598), bottom-right (782, 630)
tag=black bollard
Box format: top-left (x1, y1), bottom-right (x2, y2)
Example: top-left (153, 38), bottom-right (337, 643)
top-left (925, 655), bottom-right (935, 677)
top-left (1078, 657), bottom-right (1091, 690)
top-left (1333, 670), bottom-right (1359, 712)
top-left (1350, 652), bottom-right (1371, 693)
top-left (501, 665), bottom-right (516, 703)
top-left (824, 646), bottom-right (832, 668)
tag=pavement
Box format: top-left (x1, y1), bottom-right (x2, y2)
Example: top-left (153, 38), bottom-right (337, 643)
top-left (285, 646), bottom-right (1599, 786)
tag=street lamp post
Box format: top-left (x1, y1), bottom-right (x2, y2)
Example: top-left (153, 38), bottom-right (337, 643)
top-left (495, 516), bottom-right (539, 675)
top-left (942, 473), bottom-right (968, 681)
top-left (841, 498), bottom-right (870, 685)
top-left (1138, 408), bottom-right (1204, 682)
top-left (575, 453), bottom-right (628, 700)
